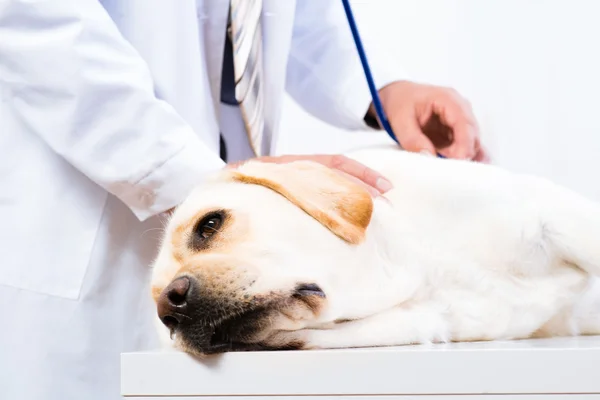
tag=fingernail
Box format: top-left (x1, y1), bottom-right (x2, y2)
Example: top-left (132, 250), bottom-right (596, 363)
top-left (376, 177), bottom-right (394, 193)
top-left (420, 149), bottom-right (434, 157)
top-left (367, 187), bottom-right (381, 198)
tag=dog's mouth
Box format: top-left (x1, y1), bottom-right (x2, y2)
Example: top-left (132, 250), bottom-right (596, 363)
top-left (166, 283), bottom-right (326, 355)
top-left (173, 307), bottom-right (275, 355)
top-left (202, 337), bottom-right (266, 354)
top-left (206, 311), bottom-right (269, 354)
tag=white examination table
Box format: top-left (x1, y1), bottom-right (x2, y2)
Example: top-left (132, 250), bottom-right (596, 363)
top-left (121, 336), bottom-right (600, 399)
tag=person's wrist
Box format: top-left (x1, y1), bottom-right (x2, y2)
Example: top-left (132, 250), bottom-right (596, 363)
top-left (363, 102), bottom-right (380, 129)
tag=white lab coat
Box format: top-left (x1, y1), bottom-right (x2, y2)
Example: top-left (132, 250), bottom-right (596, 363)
top-left (0, 0), bottom-right (404, 399)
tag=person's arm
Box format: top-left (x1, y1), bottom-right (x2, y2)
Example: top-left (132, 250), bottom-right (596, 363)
top-left (0, 0), bottom-right (224, 221)
top-left (285, 1), bottom-right (406, 131)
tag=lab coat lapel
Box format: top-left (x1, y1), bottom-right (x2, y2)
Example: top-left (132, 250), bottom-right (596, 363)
top-left (197, 0), bottom-right (230, 123)
top-left (261, 0), bottom-right (296, 155)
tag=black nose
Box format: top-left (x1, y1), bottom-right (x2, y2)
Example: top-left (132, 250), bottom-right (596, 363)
top-left (157, 277), bottom-right (191, 330)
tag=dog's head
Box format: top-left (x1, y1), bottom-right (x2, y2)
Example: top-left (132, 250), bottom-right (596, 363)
top-left (150, 160), bottom-right (375, 355)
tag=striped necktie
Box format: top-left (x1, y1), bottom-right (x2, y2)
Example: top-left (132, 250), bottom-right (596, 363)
top-left (227, 0), bottom-right (266, 156)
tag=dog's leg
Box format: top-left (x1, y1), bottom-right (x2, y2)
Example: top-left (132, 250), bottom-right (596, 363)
top-left (295, 306), bottom-right (450, 350)
top-left (532, 177), bottom-right (600, 276)
top-left (574, 277), bottom-right (600, 335)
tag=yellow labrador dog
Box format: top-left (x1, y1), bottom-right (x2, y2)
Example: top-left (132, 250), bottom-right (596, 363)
top-left (150, 145), bottom-right (600, 355)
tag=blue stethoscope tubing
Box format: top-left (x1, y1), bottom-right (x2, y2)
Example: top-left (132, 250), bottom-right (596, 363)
top-left (341, 0), bottom-right (445, 158)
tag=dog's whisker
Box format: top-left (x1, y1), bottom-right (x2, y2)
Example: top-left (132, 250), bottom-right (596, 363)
top-left (204, 225), bottom-right (222, 234)
top-left (140, 227), bottom-right (165, 239)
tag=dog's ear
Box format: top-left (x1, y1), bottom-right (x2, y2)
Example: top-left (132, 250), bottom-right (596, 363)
top-left (225, 161), bottom-right (374, 245)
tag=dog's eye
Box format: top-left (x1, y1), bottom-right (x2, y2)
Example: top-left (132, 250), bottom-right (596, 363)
top-left (194, 212), bottom-right (224, 241)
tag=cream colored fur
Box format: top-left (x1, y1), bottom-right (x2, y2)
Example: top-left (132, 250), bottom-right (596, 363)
top-left (151, 145), bottom-right (600, 352)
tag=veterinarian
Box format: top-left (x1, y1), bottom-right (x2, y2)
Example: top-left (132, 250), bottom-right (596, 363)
top-left (0, 1), bottom-right (487, 399)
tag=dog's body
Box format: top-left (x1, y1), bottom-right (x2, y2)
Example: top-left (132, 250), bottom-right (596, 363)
top-left (151, 145), bottom-right (600, 355)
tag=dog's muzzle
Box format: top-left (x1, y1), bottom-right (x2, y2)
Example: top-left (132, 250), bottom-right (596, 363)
top-left (156, 276), bottom-right (274, 354)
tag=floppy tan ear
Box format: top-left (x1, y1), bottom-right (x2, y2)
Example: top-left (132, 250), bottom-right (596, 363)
top-left (225, 161), bottom-right (374, 245)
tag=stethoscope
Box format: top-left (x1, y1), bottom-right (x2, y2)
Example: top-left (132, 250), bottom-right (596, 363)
top-left (341, 0), bottom-right (446, 158)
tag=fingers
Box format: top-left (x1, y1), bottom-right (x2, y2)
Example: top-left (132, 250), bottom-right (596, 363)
top-left (328, 155), bottom-right (393, 194)
top-left (430, 98), bottom-right (477, 160)
top-left (473, 138), bottom-right (491, 163)
top-left (224, 161), bottom-right (242, 169)
top-left (390, 111), bottom-right (437, 156)
top-left (334, 170), bottom-right (382, 198)
top-left (394, 85), bottom-right (481, 161)
top-left (473, 148), bottom-right (489, 163)
top-left (447, 120), bottom-right (477, 160)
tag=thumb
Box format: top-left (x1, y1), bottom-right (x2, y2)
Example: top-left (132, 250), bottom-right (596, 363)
top-left (391, 114), bottom-right (437, 157)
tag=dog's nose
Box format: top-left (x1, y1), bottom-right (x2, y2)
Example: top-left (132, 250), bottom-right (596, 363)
top-left (157, 277), bottom-right (191, 330)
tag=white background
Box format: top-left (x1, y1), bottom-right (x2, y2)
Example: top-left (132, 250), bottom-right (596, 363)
top-left (277, 0), bottom-right (600, 201)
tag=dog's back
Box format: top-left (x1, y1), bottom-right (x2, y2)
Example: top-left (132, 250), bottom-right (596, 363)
top-left (345, 145), bottom-right (600, 341)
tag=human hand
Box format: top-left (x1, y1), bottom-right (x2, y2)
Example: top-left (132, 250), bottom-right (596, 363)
top-left (369, 80), bottom-right (489, 162)
top-left (228, 154), bottom-right (393, 197)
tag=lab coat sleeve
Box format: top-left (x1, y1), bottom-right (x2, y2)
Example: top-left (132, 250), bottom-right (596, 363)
top-left (0, 0), bottom-right (224, 221)
top-left (285, 1), bottom-right (408, 131)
